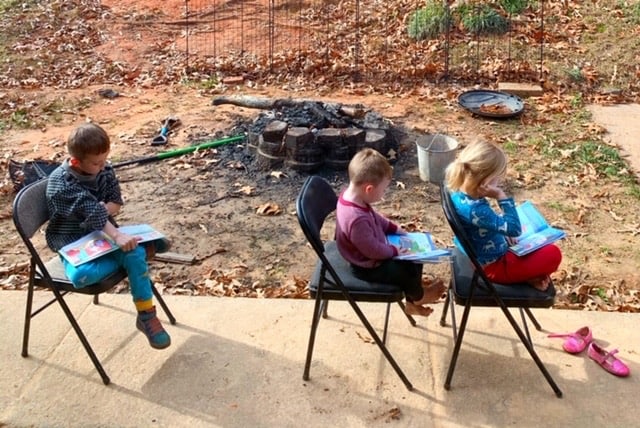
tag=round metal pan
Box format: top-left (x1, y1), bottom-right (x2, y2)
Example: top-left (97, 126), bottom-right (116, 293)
top-left (457, 90), bottom-right (524, 118)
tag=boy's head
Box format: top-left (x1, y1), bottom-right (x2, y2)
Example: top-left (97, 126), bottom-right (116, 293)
top-left (348, 148), bottom-right (393, 185)
top-left (67, 123), bottom-right (111, 175)
top-left (348, 148), bottom-right (393, 203)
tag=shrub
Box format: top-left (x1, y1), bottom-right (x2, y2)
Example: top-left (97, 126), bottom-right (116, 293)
top-left (500, 0), bottom-right (529, 15)
top-left (459, 4), bottom-right (509, 35)
top-left (407, 1), bottom-right (450, 41)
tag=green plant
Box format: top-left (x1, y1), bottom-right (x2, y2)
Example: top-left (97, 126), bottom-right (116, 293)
top-left (459, 4), bottom-right (508, 35)
top-left (627, 1), bottom-right (640, 23)
top-left (565, 66), bottom-right (584, 82)
top-left (573, 141), bottom-right (629, 178)
top-left (407, 1), bottom-right (450, 40)
top-left (627, 183), bottom-right (640, 200)
top-left (500, 0), bottom-right (528, 15)
top-left (200, 75), bottom-right (219, 89)
top-left (502, 140), bottom-right (517, 154)
top-left (11, 109), bottom-right (32, 129)
top-left (547, 201), bottom-right (573, 213)
top-left (593, 288), bottom-right (609, 302)
top-left (0, 0), bottom-right (27, 13)
top-left (180, 74), bottom-right (219, 89)
top-left (570, 93), bottom-right (583, 109)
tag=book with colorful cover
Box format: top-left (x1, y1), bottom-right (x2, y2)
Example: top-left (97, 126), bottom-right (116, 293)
top-left (508, 201), bottom-right (566, 256)
top-left (59, 224), bottom-right (166, 267)
top-left (387, 232), bottom-right (450, 263)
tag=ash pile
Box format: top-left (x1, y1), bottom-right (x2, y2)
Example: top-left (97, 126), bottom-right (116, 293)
top-left (213, 96), bottom-right (401, 172)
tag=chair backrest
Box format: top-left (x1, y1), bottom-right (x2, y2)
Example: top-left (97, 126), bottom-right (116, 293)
top-left (296, 176), bottom-right (338, 255)
top-left (12, 178), bottom-right (56, 283)
top-left (13, 178), bottom-right (50, 240)
top-left (439, 184), bottom-right (488, 275)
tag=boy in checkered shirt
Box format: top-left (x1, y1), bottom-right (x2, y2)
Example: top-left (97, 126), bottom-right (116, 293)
top-left (46, 123), bottom-right (171, 349)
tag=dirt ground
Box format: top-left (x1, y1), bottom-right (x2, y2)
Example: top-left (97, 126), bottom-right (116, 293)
top-left (1, 0), bottom-right (639, 311)
top-left (0, 84), bottom-right (456, 296)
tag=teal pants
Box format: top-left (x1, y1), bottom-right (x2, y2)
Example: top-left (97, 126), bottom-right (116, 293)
top-left (62, 246), bottom-right (152, 302)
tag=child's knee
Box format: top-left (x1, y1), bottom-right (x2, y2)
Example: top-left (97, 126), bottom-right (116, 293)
top-left (544, 244), bottom-right (562, 269)
top-left (123, 246), bottom-right (147, 261)
top-left (66, 265), bottom-right (94, 288)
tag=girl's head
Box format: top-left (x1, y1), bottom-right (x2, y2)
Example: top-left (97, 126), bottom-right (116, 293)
top-left (445, 140), bottom-right (507, 192)
top-left (67, 123), bottom-right (111, 175)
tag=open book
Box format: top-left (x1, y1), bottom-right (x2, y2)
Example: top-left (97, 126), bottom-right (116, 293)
top-left (59, 224), bottom-right (166, 267)
top-left (508, 201), bottom-right (566, 256)
top-left (387, 232), bottom-right (450, 263)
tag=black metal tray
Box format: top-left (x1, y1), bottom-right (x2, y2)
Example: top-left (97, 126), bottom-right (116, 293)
top-left (458, 90), bottom-right (524, 118)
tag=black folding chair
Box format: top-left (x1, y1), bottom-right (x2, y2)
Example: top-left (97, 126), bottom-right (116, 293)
top-left (12, 178), bottom-right (176, 385)
top-left (296, 175), bottom-right (417, 390)
top-left (439, 185), bottom-right (562, 397)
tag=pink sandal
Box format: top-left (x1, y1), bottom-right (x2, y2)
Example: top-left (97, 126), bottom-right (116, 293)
top-left (588, 342), bottom-right (630, 377)
top-left (548, 326), bottom-right (592, 354)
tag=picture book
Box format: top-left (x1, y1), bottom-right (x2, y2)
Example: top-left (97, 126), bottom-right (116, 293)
top-left (59, 224), bottom-right (166, 267)
top-left (387, 232), bottom-right (450, 263)
top-left (508, 201), bottom-right (566, 257)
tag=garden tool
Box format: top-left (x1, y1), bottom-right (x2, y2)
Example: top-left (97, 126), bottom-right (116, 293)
top-left (151, 116), bottom-right (181, 146)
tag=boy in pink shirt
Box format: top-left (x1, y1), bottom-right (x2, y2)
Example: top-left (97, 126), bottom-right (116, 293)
top-left (336, 148), bottom-right (444, 316)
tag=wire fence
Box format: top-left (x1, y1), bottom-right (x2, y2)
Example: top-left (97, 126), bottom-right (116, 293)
top-left (182, 0), bottom-right (547, 85)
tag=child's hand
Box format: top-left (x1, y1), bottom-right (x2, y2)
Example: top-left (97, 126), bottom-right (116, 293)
top-left (394, 245), bottom-right (410, 255)
top-left (100, 201), bottom-right (121, 216)
top-left (396, 227), bottom-right (408, 235)
top-left (114, 232), bottom-right (138, 252)
top-left (478, 176), bottom-right (507, 200)
top-left (507, 236), bottom-right (519, 246)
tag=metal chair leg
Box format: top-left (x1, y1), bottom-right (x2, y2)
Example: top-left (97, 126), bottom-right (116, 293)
top-left (52, 288), bottom-right (111, 385)
top-left (152, 284), bottom-right (176, 325)
top-left (21, 277), bottom-right (35, 358)
top-left (519, 308), bottom-right (532, 345)
top-left (397, 301), bottom-right (417, 327)
top-left (303, 295), bottom-right (325, 381)
top-left (444, 300), bottom-right (472, 390)
top-left (382, 303), bottom-right (391, 345)
top-left (500, 304), bottom-right (562, 397)
top-left (523, 307), bottom-right (542, 330)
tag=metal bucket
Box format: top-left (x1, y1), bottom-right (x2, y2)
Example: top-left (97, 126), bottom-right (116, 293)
top-left (416, 134), bottom-right (458, 184)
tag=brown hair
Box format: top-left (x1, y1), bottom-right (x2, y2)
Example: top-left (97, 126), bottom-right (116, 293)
top-left (348, 148), bottom-right (393, 186)
top-left (67, 123), bottom-right (110, 159)
top-left (445, 140), bottom-right (507, 191)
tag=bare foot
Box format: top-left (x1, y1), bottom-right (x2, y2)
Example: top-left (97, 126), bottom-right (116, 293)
top-left (528, 275), bottom-right (550, 291)
top-left (405, 302), bottom-right (434, 317)
top-left (417, 278), bottom-right (447, 304)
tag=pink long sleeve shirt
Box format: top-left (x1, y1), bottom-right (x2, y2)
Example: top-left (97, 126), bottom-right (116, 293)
top-left (335, 192), bottom-right (400, 268)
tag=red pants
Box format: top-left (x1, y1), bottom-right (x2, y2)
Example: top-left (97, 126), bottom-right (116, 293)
top-left (483, 244), bottom-right (562, 284)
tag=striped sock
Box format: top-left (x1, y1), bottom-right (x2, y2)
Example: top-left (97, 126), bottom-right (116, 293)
top-left (134, 299), bottom-right (154, 312)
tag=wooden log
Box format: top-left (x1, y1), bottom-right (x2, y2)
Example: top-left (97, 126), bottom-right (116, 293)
top-left (284, 127), bottom-right (314, 151)
top-left (153, 252), bottom-right (196, 265)
top-left (342, 128), bottom-right (366, 157)
top-left (262, 120), bottom-right (288, 142)
top-left (365, 129), bottom-right (388, 153)
top-left (211, 95), bottom-right (368, 119)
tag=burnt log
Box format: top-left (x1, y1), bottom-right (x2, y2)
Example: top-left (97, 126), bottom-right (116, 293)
top-left (212, 95), bottom-right (367, 120)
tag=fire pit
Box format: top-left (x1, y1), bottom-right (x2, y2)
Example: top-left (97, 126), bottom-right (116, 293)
top-left (213, 95), bottom-right (398, 172)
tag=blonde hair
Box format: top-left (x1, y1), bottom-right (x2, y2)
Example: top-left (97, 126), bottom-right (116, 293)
top-left (445, 140), bottom-right (507, 191)
top-left (348, 148), bottom-right (392, 185)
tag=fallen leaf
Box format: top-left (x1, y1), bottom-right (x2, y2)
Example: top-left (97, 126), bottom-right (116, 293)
top-left (236, 185), bottom-right (254, 195)
top-left (256, 202), bottom-right (282, 216)
top-left (270, 171), bottom-right (288, 179)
